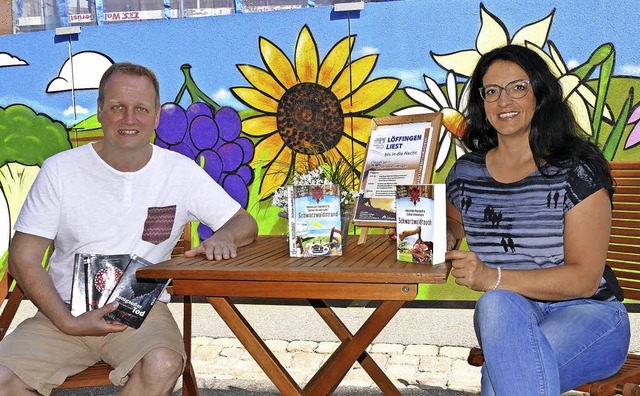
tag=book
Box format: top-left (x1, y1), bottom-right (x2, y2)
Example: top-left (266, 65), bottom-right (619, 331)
top-left (353, 114), bottom-right (442, 228)
top-left (287, 184), bottom-right (342, 257)
top-left (395, 184), bottom-right (447, 264)
top-left (85, 254), bottom-right (131, 312)
top-left (70, 253), bottom-right (91, 317)
top-left (104, 255), bottom-right (170, 329)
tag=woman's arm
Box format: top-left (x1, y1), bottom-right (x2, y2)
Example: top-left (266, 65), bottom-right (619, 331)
top-left (446, 200), bottom-right (465, 250)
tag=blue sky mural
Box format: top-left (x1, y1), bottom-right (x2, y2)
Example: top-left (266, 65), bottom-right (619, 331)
top-left (2, 0), bottom-right (639, 126)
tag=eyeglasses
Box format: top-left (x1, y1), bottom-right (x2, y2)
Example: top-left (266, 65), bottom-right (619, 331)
top-left (479, 80), bottom-right (531, 102)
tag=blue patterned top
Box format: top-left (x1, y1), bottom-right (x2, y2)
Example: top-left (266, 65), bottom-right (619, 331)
top-left (446, 151), bottom-right (622, 301)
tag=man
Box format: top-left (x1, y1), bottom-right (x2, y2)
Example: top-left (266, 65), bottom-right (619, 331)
top-left (0, 62), bottom-right (258, 395)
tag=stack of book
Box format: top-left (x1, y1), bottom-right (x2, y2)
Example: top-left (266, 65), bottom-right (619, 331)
top-left (71, 254), bottom-right (170, 328)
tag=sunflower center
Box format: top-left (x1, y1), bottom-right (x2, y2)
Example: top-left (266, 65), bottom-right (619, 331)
top-left (277, 83), bottom-right (343, 155)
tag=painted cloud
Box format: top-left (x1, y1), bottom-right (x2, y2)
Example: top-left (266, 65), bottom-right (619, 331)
top-left (0, 52), bottom-right (28, 67)
top-left (46, 51), bottom-right (114, 92)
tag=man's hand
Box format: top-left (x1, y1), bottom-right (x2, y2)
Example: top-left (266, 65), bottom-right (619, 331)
top-left (445, 250), bottom-right (497, 292)
top-left (62, 302), bottom-right (128, 336)
top-left (184, 231), bottom-right (237, 261)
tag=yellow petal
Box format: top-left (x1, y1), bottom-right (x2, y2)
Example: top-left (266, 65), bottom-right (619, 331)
top-left (558, 74), bottom-right (580, 100)
top-left (332, 54), bottom-right (378, 100)
top-left (231, 87), bottom-right (279, 113)
top-left (335, 136), bottom-right (366, 164)
top-left (294, 153), bottom-right (321, 172)
top-left (260, 37), bottom-right (298, 89)
top-left (567, 95), bottom-right (593, 136)
top-left (547, 41), bottom-right (567, 74)
top-left (259, 148), bottom-right (292, 199)
top-left (511, 10), bottom-right (554, 49)
top-left (344, 116), bottom-right (373, 144)
top-left (341, 78), bottom-right (399, 114)
top-left (576, 85), bottom-right (613, 121)
top-left (476, 4), bottom-right (508, 54)
top-left (295, 25), bottom-right (319, 83)
top-left (526, 43), bottom-right (562, 77)
top-left (318, 35), bottom-right (354, 87)
top-left (251, 133), bottom-right (285, 167)
top-left (431, 50), bottom-right (481, 78)
top-left (242, 115), bottom-right (278, 137)
top-left (237, 64), bottom-right (286, 100)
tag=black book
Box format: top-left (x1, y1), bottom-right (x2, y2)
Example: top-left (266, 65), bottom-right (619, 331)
top-left (85, 254), bottom-right (131, 312)
top-left (104, 255), bottom-right (170, 329)
top-left (70, 253), bottom-right (130, 316)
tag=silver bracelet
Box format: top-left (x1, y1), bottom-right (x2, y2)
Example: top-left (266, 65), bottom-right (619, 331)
top-left (492, 267), bottom-right (502, 291)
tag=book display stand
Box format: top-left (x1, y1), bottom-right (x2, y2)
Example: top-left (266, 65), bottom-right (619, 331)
top-left (352, 113), bottom-right (443, 244)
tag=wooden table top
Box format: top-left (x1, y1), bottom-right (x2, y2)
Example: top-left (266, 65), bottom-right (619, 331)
top-left (137, 235), bottom-right (450, 285)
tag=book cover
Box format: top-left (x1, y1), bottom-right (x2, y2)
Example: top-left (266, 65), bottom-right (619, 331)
top-left (70, 253), bottom-right (91, 316)
top-left (353, 114), bottom-right (441, 228)
top-left (288, 184), bottom-right (342, 257)
top-left (395, 184), bottom-right (447, 264)
top-left (84, 254), bottom-right (131, 312)
top-left (104, 255), bottom-right (170, 329)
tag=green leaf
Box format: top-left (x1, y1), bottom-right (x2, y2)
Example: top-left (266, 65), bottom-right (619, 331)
top-left (603, 88), bottom-right (634, 161)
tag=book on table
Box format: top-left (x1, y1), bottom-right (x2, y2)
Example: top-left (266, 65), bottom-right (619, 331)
top-left (70, 253), bottom-right (169, 328)
top-left (395, 184), bottom-right (447, 264)
top-left (287, 183), bottom-right (342, 257)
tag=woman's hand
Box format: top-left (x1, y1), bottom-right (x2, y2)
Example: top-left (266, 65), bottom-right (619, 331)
top-left (445, 250), bottom-right (498, 292)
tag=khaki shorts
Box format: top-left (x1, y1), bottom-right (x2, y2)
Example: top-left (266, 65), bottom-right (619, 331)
top-left (0, 302), bottom-right (186, 396)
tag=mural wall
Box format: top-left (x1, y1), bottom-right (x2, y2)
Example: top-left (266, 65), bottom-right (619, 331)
top-left (1, 0), bottom-right (639, 299)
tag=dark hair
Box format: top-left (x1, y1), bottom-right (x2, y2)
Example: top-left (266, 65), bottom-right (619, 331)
top-left (463, 45), bottom-right (610, 179)
top-left (97, 62), bottom-right (160, 109)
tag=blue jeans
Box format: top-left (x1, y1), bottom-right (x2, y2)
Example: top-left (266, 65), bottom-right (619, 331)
top-left (475, 290), bottom-right (630, 396)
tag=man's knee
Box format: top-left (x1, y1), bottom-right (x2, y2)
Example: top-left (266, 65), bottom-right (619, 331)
top-left (138, 348), bottom-right (183, 380)
top-left (0, 365), bottom-right (34, 395)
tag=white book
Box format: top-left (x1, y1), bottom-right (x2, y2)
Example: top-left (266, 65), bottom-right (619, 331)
top-left (395, 184), bottom-right (447, 264)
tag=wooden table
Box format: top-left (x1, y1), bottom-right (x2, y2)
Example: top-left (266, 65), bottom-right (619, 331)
top-left (138, 235), bottom-right (450, 396)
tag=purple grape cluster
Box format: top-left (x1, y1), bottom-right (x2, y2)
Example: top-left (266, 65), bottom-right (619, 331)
top-left (155, 102), bottom-right (254, 240)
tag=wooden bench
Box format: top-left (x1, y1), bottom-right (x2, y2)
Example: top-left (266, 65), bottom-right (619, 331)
top-left (467, 161), bottom-right (640, 396)
top-left (0, 223), bottom-right (199, 395)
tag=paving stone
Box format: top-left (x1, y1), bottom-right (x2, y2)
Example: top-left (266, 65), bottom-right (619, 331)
top-left (191, 344), bottom-right (223, 361)
top-left (419, 355), bottom-right (452, 373)
top-left (405, 344), bottom-right (439, 356)
top-left (447, 360), bottom-right (481, 391)
top-left (286, 340), bottom-right (318, 352)
top-left (220, 347), bottom-right (251, 360)
top-left (440, 346), bottom-right (472, 360)
top-left (369, 343), bottom-right (405, 355)
top-left (210, 337), bottom-right (242, 348)
top-left (388, 354), bottom-right (420, 366)
top-left (264, 339), bottom-right (289, 352)
top-left (315, 341), bottom-right (341, 354)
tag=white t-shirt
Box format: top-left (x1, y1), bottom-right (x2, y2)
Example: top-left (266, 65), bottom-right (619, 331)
top-left (14, 143), bottom-right (241, 302)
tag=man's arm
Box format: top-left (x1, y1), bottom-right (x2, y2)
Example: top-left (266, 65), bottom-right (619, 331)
top-left (184, 208), bottom-right (258, 260)
top-left (8, 231), bottom-right (127, 335)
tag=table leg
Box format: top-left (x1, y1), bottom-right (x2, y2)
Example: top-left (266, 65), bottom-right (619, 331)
top-left (207, 297), bottom-right (303, 396)
top-left (303, 300), bottom-right (405, 395)
top-left (182, 296), bottom-right (199, 396)
top-left (309, 299), bottom-right (400, 395)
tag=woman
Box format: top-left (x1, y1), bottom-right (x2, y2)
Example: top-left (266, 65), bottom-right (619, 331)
top-left (444, 45), bottom-right (630, 395)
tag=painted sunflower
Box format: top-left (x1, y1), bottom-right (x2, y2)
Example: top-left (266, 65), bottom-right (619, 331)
top-left (231, 25), bottom-right (400, 199)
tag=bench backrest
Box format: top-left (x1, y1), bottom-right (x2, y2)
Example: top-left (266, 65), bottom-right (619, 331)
top-left (608, 161), bottom-right (640, 301)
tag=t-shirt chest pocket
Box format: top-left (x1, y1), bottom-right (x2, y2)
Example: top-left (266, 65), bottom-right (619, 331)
top-left (142, 205), bottom-right (177, 245)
